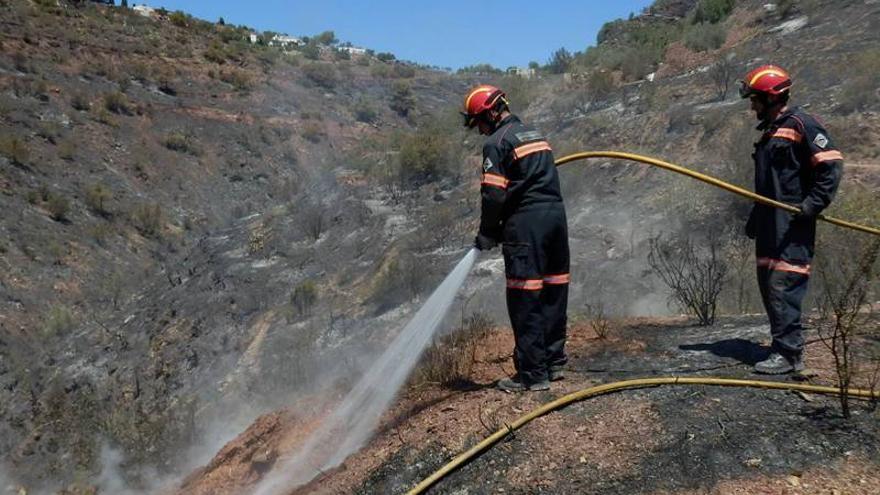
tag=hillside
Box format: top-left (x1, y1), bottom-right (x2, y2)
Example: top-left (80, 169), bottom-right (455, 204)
top-left (2, 0), bottom-right (880, 494)
top-left (0, 1), bottom-right (480, 492)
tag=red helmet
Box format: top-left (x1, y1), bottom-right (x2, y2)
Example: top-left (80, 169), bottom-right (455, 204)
top-left (739, 65), bottom-right (792, 98)
top-left (461, 84), bottom-right (507, 127)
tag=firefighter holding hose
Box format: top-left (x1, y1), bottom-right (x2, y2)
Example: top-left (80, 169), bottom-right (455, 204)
top-left (740, 65), bottom-right (843, 374)
top-left (462, 85), bottom-right (570, 392)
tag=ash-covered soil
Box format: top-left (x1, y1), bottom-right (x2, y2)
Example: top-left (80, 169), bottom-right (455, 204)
top-left (353, 317), bottom-right (879, 495)
top-left (178, 316), bottom-right (879, 495)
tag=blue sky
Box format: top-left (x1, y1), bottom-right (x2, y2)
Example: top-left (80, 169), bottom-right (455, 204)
top-left (140, 1), bottom-right (655, 69)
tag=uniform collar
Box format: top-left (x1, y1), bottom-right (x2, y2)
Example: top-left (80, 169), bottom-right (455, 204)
top-left (757, 106), bottom-right (797, 131)
top-left (498, 114), bottom-right (519, 127)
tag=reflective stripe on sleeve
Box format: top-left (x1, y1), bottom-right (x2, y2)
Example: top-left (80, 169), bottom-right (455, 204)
top-left (481, 172), bottom-right (509, 189)
top-left (757, 257), bottom-right (811, 275)
top-left (543, 273), bottom-right (570, 285)
top-left (512, 141), bottom-right (552, 160)
top-left (811, 150), bottom-right (844, 166)
top-left (771, 128), bottom-right (802, 142)
top-left (506, 278), bottom-right (544, 290)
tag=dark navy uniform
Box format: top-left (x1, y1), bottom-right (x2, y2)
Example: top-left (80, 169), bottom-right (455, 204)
top-left (747, 107), bottom-right (843, 357)
top-left (479, 115), bottom-right (570, 385)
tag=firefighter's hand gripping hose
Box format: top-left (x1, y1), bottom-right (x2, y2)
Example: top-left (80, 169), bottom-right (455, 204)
top-left (555, 151), bottom-right (880, 237)
top-left (406, 377), bottom-right (879, 495)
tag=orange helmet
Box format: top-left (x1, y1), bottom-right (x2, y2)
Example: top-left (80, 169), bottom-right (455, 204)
top-left (461, 84), bottom-right (507, 127)
top-left (739, 65), bottom-right (792, 98)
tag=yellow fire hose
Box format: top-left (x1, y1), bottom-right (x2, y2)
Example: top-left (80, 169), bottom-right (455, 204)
top-left (555, 151), bottom-right (880, 237)
top-left (405, 151), bottom-right (880, 494)
top-left (406, 377), bottom-right (879, 495)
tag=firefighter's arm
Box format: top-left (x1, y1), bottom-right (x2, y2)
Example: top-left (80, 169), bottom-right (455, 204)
top-left (478, 141), bottom-right (508, 241)
top-left (799, 119), bottom-right (843, 217)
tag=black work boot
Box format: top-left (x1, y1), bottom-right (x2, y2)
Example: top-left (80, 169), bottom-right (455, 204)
top-left (497, 375), bottom-right (550, 392)
top-left (754, 352), bottom-right (804, 375)
top-left (549, 366), bottom-right (565, 382)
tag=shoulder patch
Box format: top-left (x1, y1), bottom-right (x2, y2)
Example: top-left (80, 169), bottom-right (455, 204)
top-left (813, 133), bottom-right (828, 149)
top-left (483, 156), bottom-right (494, 172)
top-left (514, 130), bottom-right (543, 143)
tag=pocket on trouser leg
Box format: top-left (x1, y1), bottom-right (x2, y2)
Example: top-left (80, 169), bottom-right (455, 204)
top-left (503, 243), bottom-right (540, 289)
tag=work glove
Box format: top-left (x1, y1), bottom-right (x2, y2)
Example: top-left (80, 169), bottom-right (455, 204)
top-left (795, 202), bottom-right (818, 219)
top-left (474, 233), bottom-right (498, 251)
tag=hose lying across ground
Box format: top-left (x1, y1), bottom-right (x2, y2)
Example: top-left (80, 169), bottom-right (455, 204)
top-left (406, 152), bottom-right (880, 494)
top-left (407, 377), bottom-right (880, 495)
top-left (555, 151), bottom-right (880, 237)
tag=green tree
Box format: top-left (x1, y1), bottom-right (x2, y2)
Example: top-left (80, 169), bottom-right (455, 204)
top-left (546, 47), bottom-right (573, 74)
top-left (314, 30), bottom-right (337, 45)
top-left (389, 81), bottom-right (415, 117)
top-left (692, 0), bottom-right (735, 24)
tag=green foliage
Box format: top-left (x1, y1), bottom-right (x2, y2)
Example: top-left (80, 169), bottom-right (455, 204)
top-left (835, 49), bottom-right (880, 114)
top-left (131, 203), bottom-right (163, 238)
top-left (300, 121), bottom-right (324, 143)
top-left (389, 80), bottom-right (415, 118)
top-left (204, 42), bottom-right (229, 64)
top-left (0, 134), bottom-right (30, 166)
top-left (683, 22), bottom-right (727, 52)
top-left (376, 52), bottom-right (396, 63)
top-left (219, 68), bottom-right (252, 91)
top-left (46, 193), bottom-right (70, 222)
top-left (545, 47), bottom-right (573, 74)
top-left (579, 20), bottom-right (681, 81)
top-left (301, 62), bottom-right (337, 89)
top-left (456, 63), bottom-right (503, 75)
top-left (692, 0), bottom-right (735, 24)
top-left (313, 30), bottom-right (337, 45)
top-left (85, 183), bottom-right (112, 216)
top-left (299, 42), bottom-right (320, 60)
top-left (43, 305), bottom-right (75, 337)
top-left (168, 10), bottom-right (189, 28)
top-left (103, 91), bottom-right (132, 115)
top-left (397, 124), bottom-right (453, 180)
top-left (70, 92), bottom-right (91, 111)
top-left (353, 97), bottom-right (378, 123)
top-left (163, 132), bottom-right (200, 155)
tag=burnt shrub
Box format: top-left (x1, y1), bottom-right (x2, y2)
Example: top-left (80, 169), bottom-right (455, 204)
top-left (414, 312), bottom-right (494, 387)
top-left (290, 280), bottom-right (318, 318)
top-left (70, 92), bottom-right (91, 111)
top-left (648, 234), bottom-right (729, 326)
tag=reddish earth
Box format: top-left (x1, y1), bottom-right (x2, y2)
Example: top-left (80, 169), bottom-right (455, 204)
top-left (175, 315), bottom-right (880, 495)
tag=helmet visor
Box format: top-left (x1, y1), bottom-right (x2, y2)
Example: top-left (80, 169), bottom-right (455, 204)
top-left (461, 111), bottom-right (478, 128)
top-left (738, 80), bottom-right (753, 99)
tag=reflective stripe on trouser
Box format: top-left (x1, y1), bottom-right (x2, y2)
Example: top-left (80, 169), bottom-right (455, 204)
top-left (756, 266), bottom-right (809, 356)
top-left (502, 203), bottom-right (569, 385)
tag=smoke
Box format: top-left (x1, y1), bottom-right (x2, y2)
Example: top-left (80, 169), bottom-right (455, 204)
top-left (94, 443), bottom-right (174, 495)
top-left (252, 248), bottom-right (478, 495)
top-left (0, 463), bottom-right (16, 495)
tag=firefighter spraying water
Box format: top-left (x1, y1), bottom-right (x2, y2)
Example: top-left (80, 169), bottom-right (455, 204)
top-left (251, 249), bottom-right (478, 495)
top-left (463, 85), bottom-right (571, 393)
